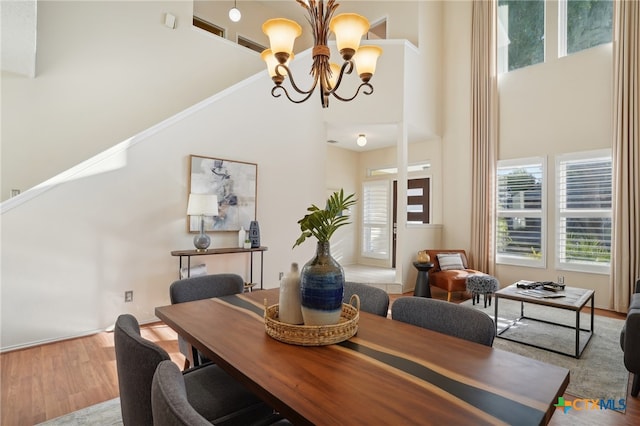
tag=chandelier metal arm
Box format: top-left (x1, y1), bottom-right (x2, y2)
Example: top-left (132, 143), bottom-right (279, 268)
top-left (271, 85), bottom-right (316, 104)
top-left (330, 82), bottom-right (374, 103)
top-left (323, 60), bottom-right (353, 97)
top-left (275, 63), bottom-right (318, 96)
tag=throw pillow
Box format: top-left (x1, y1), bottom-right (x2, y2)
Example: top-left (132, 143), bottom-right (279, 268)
top-left (437, 253), bottom-right (465, 271)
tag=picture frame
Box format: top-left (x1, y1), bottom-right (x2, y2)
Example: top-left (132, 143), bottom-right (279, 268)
top-left (188, 155), bottom-right (257, 232)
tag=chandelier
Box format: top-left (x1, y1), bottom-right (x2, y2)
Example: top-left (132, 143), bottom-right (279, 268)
top-left (260, 0), bottom-right (382, 108)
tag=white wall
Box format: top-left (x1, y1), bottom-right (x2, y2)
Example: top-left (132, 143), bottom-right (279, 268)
top-left (1, 1), bottom-right (422, 202)
top-left (0, 0), bottom-right (338, 350)
top-left (1, 1), bottom-right (265, 201)
top-left (193, 0), bottom-right (313, 52)
top-left (441, 1), bottom-right (613, 307)
top-left (1, 69), bottom-right (327, 351)
top-left (194, 0), bottom-right (420, 52)
top-left (441, 1), bottom-right (473, 253)
top-left (0, 1), bottom-right (416, 351)
top-left (496, 44), bottom-right (613, 303)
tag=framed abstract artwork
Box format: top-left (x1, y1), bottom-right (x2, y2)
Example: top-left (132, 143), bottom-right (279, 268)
top-left (188, 155), bottom-right (257, 232)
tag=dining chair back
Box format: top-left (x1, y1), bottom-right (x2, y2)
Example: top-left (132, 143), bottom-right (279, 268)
top-left (391, 297), bottom-right (495, 346)
top-left (114, 314), bottom-right (281, 426)
top-left (169, 273), bottom-right (244, 367)
top-left (151, 360), bottom-right (212, 426)
top-left (343, 282), bottom-right (390, 317)
top-left (114, 314), bottom-right (171, 426)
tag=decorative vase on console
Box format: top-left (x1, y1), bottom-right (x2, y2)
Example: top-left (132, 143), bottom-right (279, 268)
top-left (238, 226), bottom-right (246, 249)
top-left (292, 189), bottom-right (356, 326)
top-left (249, 221), bottom-right (260, 248)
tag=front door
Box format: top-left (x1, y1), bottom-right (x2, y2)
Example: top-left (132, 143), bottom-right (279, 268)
top-left (392, 178), bottom-right (431, 268)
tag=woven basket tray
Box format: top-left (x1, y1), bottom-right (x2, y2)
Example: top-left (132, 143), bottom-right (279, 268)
top-left (264, 295), bottom-right (360, 346)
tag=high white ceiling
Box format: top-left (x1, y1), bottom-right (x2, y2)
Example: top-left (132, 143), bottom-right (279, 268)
top-left (2, 1), bottom-right (422, 152)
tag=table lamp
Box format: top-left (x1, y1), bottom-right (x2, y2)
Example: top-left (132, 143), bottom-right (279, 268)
top-left (187, 193), bottom-right (219, 252)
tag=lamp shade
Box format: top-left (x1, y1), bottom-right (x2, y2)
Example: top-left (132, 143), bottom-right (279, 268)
top-left (356, 134), bottom-right (367, 147)
top-left (354, 45), bottom-right (383, 82)
top-left (262, 18), bottom-right (302, 62)
top-left (328, 62), bottom-right (341, 89)
top-left (187, 194), bottom-right (219, 216)
top-left (261, 49), bottom-right (293, 78)
top-left (329, 13), bottom-right (369, 58)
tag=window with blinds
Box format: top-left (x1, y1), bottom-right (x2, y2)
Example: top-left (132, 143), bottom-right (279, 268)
top-left (496, 158), bottom-right (546, 267)
top-left (556, 150), bottom-right (612, 273)
top-left (362, 180), bottom-right (390, 259)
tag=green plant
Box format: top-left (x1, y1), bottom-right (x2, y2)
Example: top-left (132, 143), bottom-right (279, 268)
top-left (293, 189), bottom-right (357, 248)
top-left (530, 247), bottom-right (542, 259)
top-left (566, 233), bottom-right (611, 263)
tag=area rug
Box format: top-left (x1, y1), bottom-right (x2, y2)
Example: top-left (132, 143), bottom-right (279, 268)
top-left (36, 398), bottom-right (122, 425)
top-left (462, 298), bottom-right (629, 402)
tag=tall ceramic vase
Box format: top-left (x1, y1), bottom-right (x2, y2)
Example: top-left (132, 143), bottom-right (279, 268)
top-left (300, 241), bottom-right (344, 325)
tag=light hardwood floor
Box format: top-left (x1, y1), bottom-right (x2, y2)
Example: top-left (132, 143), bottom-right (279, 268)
top-left (1, 291), bottom-right (638, 425)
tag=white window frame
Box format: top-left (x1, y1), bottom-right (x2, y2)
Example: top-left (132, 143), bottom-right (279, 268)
top-left (497, 0), bottom-right (546, 74)
top-left (495, 157), bottom-right (547, 268)
top-left (555, 149), bottom-right (612, 274)
top-left (361, 180), bottom-right (391, 260)
top-left (558, 0), bottom-right (613, 58)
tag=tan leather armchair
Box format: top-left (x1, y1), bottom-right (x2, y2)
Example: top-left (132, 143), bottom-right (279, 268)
top-left (425, 249), bottom-right (486, 302)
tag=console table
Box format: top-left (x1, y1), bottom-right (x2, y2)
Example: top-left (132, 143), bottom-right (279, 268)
top-left (171, 247), bottom-right (267, 289)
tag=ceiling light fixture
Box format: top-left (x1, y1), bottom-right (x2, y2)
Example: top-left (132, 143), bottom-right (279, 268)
top-left (261, 0), bottom-right (382, 108)
top-left (356, 134), bottom-right (367, 147)
top-left (229, 0), bottom-right (241, 23)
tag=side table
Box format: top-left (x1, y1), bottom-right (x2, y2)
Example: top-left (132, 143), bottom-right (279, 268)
top-left (413, 262), bottom-right (434, 298)
top-left (171, 247), bottom-right (267, 289)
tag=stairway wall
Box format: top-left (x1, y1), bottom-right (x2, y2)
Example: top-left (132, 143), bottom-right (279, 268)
top-left (1, 0), bottom-right (265, 201)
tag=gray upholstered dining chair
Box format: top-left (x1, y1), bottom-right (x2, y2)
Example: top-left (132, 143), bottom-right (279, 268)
top-left (391, 296), bottom-right (496, 346)
top-left (343, 281), bottom-right (390, 317)
top-left (169, 273), bottom-right (245, 368)
top-left (152, 361), bottom-right (290, 426)
top-left (152, 360), bottom-right (211, 426)
top-left (114, 314), bottom-right (280, 426)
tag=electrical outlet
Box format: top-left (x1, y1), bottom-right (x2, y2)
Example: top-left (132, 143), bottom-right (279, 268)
top-left (279, 272), bottom-right (284, 280)
top-left (125, 291), bottom-right (133, 303)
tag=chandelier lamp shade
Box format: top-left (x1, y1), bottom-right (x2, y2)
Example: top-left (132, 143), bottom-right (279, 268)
top-left (187, 193), bottom-right (219, 252)
top-left (261, 0), bottom-right (382, 108)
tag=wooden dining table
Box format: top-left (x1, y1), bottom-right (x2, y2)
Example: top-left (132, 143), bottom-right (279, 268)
top-left (155, 288), bottom-right (569, 425)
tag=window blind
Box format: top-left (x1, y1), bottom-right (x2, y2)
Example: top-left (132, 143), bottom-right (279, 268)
top-left (362, 180), bottom-right (390, 259)
top-left (556, 151), bottom-right (611, 273)
top-left (496, 158), bottom-right (546, 267)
